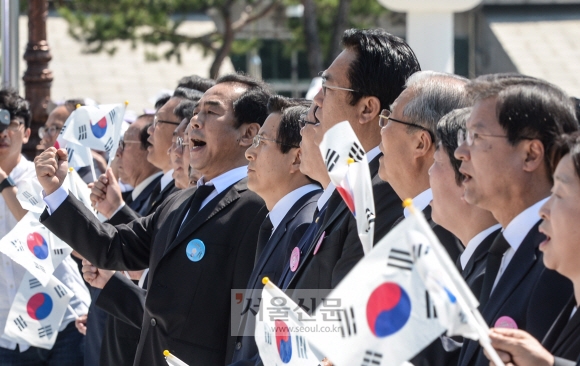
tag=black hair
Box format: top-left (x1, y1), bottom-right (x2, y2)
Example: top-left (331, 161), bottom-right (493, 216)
top-left (173, 87), bottom-right (204, 102)
top-left (277, 105), bottom-right (309, 154)
top-left (572, 97), bottom-right (580, 122)
top-left (436, 108), bottom-right (471, 185)
top-left (136, 114), bottom-right (154, 149)
top-left (267, 95), bottom-right (311, 115)
top-left (467, 76), bottom-right (579, 181)
top-left (341, 28), bottom-right (421, 109)
top-left (0, 88), bottom-right (32, 128)
top-left (173, 100), bottom-right (197, 122)
top-left (215, 73), bottom-right (273, 127)
top-left (155, 94), bottom-right (171, 111)
top-left (177, 75), bottom-right (215, 92)
top-left (551, 132), bottom-right (580, 179)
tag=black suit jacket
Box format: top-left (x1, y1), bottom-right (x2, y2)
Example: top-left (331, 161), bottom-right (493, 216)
top-left (458, 223), bottom-right (573, 366)
top-left (230, 189), bottom-right (321, 364)
top-left (124, 175), bottom-right (163, 214)
top-left (462, 229), bottom-right (500, 299)
top-left (41, 178), bottom-right (266, 366)
top-left (284, 154), bottom-right (403, 298)
top-left (542, 296), bottom-right (580, 364)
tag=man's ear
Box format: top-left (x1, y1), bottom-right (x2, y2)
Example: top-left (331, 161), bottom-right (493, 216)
top-left (22, 128), bottom-right (31, 144)
top-left (358, 96), bottom-right (381, 126)
top-left (412, 130), bottom-right (434, 159)
top-left (238, 122), bottom-right (260, 147)
top-left (522, 139), bottom-right (545, 173)
top-left (289, 148), bottom-right (302, 174)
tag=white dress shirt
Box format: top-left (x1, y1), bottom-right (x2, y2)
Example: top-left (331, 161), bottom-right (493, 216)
top-left (366, 145), bottom-right (381, 163)
top-left (131, 172), bottom-right (162, 201)
top-left (159, 169), bottom-right (174, 191)
top-left (492, 197), bottom-right (549, 291)
top-left (459, 224), bottom-right (502, 271)
top-left (1, 156), bottom-right (90, 352)
top-left (195, 166), bottom-right (248, 211)
top-left (403, 188), bottom-right (433, 218)
top-left (268, 184), bottom-right (320, 233)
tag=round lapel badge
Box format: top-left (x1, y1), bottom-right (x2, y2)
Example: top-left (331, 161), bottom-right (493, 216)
top-left (186, 239), bottom-right (206, 262)
top-left (494, 316), bottom-right (518, 329)
top-left (290, 247), bottom-right (300, 272)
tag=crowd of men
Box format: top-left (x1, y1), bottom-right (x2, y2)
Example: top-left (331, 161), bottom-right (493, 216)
top-left (1, 27), bottom-right (580, 366)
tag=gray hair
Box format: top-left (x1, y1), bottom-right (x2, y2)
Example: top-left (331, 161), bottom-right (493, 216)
top-left (400, 71), bottom-right (470, 142)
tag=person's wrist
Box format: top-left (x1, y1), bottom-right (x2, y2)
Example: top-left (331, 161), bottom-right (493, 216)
top-left (0, 176), bottom-right (16, 194)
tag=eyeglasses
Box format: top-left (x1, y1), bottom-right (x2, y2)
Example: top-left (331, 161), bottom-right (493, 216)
top-left (251, 135), bottom-right (299, 149)
top-left (153, 116), bottom-right (180, 128)
top-left (0, 121), bottom-right (24, 133)
top-left (171, 136), bottom-right (189, 154)
top-left (118, 139), bottom-right (141, 151)
top-left (38, 125), bottom-right (62, 139)
top-left (319, 72), bottom-right (358, 96)
top-left (379, 109), bottom-right (435, 142)
top-left (299, 114), bottom-right (320, 129)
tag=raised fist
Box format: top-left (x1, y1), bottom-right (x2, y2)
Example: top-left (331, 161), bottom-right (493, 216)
top-left (34, 147), bottom-right (68, 195)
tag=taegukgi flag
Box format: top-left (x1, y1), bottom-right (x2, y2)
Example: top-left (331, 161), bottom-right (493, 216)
top-left (61, 103), bottom-right (125, 160)
top-left (319, 121), bottom-right (375, 254)
top-left (256, 278), bottom-right (323, 366)
top-left (303, 211), bottom-right (446, 366)
top-left (0, 212), bottom-right (72, 286)
top-left (4, 271), bottom-right (73, 349)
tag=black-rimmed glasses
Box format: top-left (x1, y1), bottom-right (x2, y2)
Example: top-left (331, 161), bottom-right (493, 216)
top-left (379, 109), bottom-right (435, 142)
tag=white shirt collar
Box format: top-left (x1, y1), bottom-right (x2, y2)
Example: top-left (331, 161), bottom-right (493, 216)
top-left (197, 166), bottom-right (248, 194)
top-left (503, 197), bottom-right (548, 250)
top-left (460, 224), bottom-right (502, 270)
top-left (404, 188), bottom-right (433, 218)
top-left (131, 172), bottom-right (163, 201)
top-left (269, 184), bottom-right (320, 232)
top-left (317, 182), bottom-right (336, 211)
top-left (160, 169), bottom-right (174, 191)
top-left (366, 145), bottom-right (381, 163)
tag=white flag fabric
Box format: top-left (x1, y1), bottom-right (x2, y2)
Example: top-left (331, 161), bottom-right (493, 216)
top-left (61, 103), bottom-right (125, 160)
top-left (0, 212), bottom-right (73, 286)
top-left (319, 121), bottom-right (375, 254)
top-left (55, 136), bottom-right (93, 172)
top-left (256, 280), bottom-right (323, 366)
top-left (303, 213), bottom-right (446, 366)
top-left (15, 179), bottom-right (46, 213)
top-left (63, 168), bottom-right (94, 213)
top-left (3, 271), bottom-right (73, 349)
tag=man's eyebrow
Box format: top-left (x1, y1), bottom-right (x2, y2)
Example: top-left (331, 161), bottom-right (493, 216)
top-left (204, 100), bottom-right (223, 108)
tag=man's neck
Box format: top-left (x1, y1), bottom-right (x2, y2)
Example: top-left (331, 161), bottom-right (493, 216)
top-left (455, 210), bottom-right (499, 246)
top-left (0, 154), bottom-right (21, 176)
top-left (492, 187), bottom-right (551, 228)
top-left (264, 179), bottom-right (315, 211)
top-left (133, 169), bottom-right (162, 187)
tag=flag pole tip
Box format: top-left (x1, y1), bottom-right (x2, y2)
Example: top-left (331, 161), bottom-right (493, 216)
top-left (347, 158), bottom-right (355, 165)
top-left (262, 277), bottom-right (270, 285)
top-left (75, 104), bottom-right (81, 109)
top-left (163, 350), bottom-right (170, 357)
top-left (124, 100), bottom-right (129, 106)
top-left (402, 198), bottom-right (413, 208)
top-left (68, 167), bottom-right (74, 172)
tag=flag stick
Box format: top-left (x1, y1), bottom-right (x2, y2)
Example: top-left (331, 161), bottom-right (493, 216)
top-left (67, 304), bottom-right (80, 319)
top-left (163, 350), bottom-right (189, 366)
top-left (404, 199), bottom-right (505, 366)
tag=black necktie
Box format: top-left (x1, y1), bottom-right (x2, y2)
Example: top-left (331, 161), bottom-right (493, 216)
top-left (185, 185), bottom-right (215, 221)
top-left (139, 181), bottom-right (161, 216)
top-left (255, 216), bottom-right (274, 265)
top-left (479, 232), bottom-right (511, 307)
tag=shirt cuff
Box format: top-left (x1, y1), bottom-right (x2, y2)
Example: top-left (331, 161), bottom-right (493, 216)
top-left (42, 187), bottom-right (69, 215)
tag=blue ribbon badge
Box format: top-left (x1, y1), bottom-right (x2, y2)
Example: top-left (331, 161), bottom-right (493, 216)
top-left (186, 239), bottom-right (206, 262)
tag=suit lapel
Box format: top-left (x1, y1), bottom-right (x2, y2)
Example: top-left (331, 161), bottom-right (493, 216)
top-left (549, 297), bottom-right (580, 353)
top-left (162, 179), bottom-right (245, 256)
top-left (462, 230), bottom-right (499, 280)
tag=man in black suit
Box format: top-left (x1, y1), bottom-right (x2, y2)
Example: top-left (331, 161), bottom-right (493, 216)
top-left (280, 29), bottom-right (420, 296)
top-left (454, 75), bottom-right (577, 366)
top-left (35, 73), bottom-right (271, 366)
top-left (230, 96), bottom-right (322, 364)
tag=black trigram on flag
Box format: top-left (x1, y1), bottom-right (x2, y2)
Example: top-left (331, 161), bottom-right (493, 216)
top-left (78, 125), bottom-right (87, 140)
top-left (60, 125), bottom-right (66, 135)
top-left (34, 262), bottom-right (46, 273)
top-left (361, 350), bottom-right (383, 366)
top-left (387, 248), bottom-right (413, 271)
top-left (29, 278), bottom-right (41, 289)
top-left (10, 239), bottom-right (24, 252)
top-left (426, 291), bottom-right (438, 319)
top-left (14, 315), bottom-right (27, 331)
top-left (365, 208), bottom-right (375, 233)
top-left (22, 191), bottom-right (39, 206)
top-left (54, 285), bottom-right (68, 299)
top-left (349, 142), bottom-right (365, 162)
top-left (38, 325), bottom-right (53, 338)
top-left (104, 137), bottom-right (114, 152)
top-left (108, 109), bottom-right (117, 125)
top-left (295, 335), bottom-right (308, 359)
top-left (264, 324), bottom-right (272, 345)
top-left (412, 242), bottom-right (430, 259)
top-left (325, 149), bottom-right (339, 172)
top-left (54, 248), bottom-right (64, 255)
top-left (337, 307), bottom-right (357, 338)
top-left (66, 147), bottom-right (74, 162)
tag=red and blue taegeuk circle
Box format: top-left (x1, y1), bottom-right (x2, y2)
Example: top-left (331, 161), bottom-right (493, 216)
top-left (366, 282), bottom-right (412, 337)
top-left (275, 319), bottom-right (292, 363)
top-left (27, 293), bottom-right (53, 320)
top-left (26, 232), bottom-right (49, 260)
top-left (90, 116), bottom-right (107, 138)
